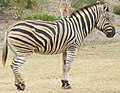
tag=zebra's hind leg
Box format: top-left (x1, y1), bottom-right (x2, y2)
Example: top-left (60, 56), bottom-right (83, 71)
top-left (61, 48), bottom-right (77, 89)
top-left (11, 54), bottom-right (28, 91)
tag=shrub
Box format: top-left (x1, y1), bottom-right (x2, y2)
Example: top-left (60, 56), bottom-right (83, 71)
top-left (13, 0), bottom-right (39, 10)
top-left (22, 13), bottom-right (60, 21)
top-left (0, 0), bottom-right (14, 7)
top-left (25, 0), bottom-right (39, 9)
top-left (113, 6), bottom-right (120, 15)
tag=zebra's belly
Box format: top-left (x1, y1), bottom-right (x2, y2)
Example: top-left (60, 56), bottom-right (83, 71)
top-left (34, 44), bottom-right (67, 55)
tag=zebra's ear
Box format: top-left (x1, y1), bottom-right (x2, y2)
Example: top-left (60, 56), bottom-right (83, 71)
top-left (96, 1), bottom-right (100, 3)
top-left (103, 3), bottom-right (109, 12)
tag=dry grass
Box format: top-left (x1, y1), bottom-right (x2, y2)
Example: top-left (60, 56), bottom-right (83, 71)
top-left (0, 42), bottom-right (120, 93)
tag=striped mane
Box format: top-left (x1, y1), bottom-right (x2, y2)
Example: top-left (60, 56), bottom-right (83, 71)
top-left (69, 2), bottom-right (104, 17)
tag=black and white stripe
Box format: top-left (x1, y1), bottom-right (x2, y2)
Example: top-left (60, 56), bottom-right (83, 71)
top-left (2, 2), bottom-right (115, 90)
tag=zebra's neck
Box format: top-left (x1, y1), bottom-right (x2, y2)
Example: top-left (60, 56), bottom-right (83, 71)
top-left (69, 4), bottom-right (99, 38)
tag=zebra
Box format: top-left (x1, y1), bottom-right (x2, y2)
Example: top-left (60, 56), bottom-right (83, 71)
top-left (2, 2), bottom-right (115, 91)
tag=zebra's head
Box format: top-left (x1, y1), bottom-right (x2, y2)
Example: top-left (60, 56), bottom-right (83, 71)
top-left (96, 3), bottom-right (115, 38)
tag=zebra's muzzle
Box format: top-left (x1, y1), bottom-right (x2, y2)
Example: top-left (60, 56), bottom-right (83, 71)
top-left (106, 27), bottom-right (115, 38)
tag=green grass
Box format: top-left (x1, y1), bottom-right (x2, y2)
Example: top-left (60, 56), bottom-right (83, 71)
top-left (22, 13), bottom-right (60, 21)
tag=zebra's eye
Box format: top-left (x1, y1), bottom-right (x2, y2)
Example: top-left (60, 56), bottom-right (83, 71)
top-left (104, 6), bottom-right (109, 12)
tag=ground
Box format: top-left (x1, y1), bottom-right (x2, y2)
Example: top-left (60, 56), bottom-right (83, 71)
top-left (0, 43), bottom-right (120, 93)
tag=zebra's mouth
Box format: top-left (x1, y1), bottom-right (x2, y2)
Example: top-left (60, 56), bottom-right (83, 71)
top-left (105, 27), bottom-right (115, 38)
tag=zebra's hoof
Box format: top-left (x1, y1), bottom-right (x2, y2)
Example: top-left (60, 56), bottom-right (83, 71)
top-left (62, 84), bottom-right (72, 89)
top-left (15, 82), bottom-right (25, 91)
top-left (61, 80), bottom-right (72, 89)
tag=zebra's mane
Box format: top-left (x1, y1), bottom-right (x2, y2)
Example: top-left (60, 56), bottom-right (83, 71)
top-left (69, 2), bottom-right (105, 17)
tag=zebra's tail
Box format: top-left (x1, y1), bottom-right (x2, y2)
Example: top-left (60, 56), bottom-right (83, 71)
top-left (2, 31), bottom-right (8, 67)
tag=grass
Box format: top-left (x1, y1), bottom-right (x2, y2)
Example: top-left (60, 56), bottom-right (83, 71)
top-left (22, 13), bottom-right (60, 21)
top-left (0, 42), bottom-right (120, 93)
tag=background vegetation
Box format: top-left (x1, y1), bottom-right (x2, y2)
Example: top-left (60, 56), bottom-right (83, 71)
top-left (0, 0), bottom-right (49, 9)
top-left (113, 6), bottom-right (120, 15)
top-left (0, 0), bottom-right (13, 7)
top-left (72, 0), bottom-right (98, 8)
top-left (22, 13), bottom-right (60, 21)
top-left (0, 0), bottom-right (100, 20)
top-left (0, 0), bottom-right (120, 20)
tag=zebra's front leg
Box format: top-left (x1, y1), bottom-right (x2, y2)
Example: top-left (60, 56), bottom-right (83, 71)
top-left (11, 55), bottom-right (27, 91)
top-left (61, 48), bottom-right (77, 89)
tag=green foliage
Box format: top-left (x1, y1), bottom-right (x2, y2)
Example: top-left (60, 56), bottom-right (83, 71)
top-left (72, 0), bottom-right (102, 9)
top-left (72, 0), bottom-right (82, 9)
top-left (20, 0), bottom-right (49, 10)
top-left (13, 0), bottom-right (40, 10)
top-left (22, 13), bottom-right (60, 21)
top-left (0, 0), bottom-right (14, 7)
top-left (86, 0), bottom-right (98, 4)
top-left (113, 6), bottom-right (120, 15)
top-left (0, 0), bottom-right (49, 10)
top-left (25, 0), bottom-right (39, 9)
